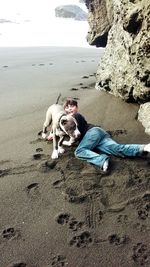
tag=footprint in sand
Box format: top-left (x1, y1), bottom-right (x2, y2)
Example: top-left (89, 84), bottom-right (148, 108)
top-left (36, 147), bottom-right (43, 152)
top-left (55, 213), bottom-right (71, 225)
top-left (39, 160), bottom-right (57, 173)
top-left (134, 222), bottom-right (148, 233)
top-left (82, 75), bottom-right (89, 79)
top-left (108, 233), bottom-right (129, 246)
top-left (138, 209), bottom-right (148, 220)
top-left (69, 231), bottom-right (93, 248)
top-left (143, 192), bottom-right (150, 201)
top-left (66, 157), bottom-right (84, 171)
top-left (52, 179), bottom-right (64, 188)
top-left (80, 86), bottom-right (89, 89)
top-left (2, 227), bottom-right (20, 240)
top-left (30, 138), bottom-right (43, 144)
top-left (55, 212), bottom-right (84, 232)
top-left (26, 183), bottom-right (40, 198)
top-left (136, 193), bottom-right (150, 220)
top-left (117, 214), bottom-right (128, 224)
top-left (7, 263), bottom-right (27, 267)
top-left (132, 242), bottom-right (150, 265)
top-left (32, 153), bottom-right (44, 160)
top-left (126, 172), bottom-right (145, 188)
top-left (51, 255), bottom-right (67, 267)
top-left (0, 168), bottom-right (10, 177)
top-left (64, 187), bottom-right (87, 204)
top-left (70, 87), bottom-right (79, 91)
top-left (68, 219), bottom-right (84, 232)
top-left (145, 203), bottom-right (150, 211)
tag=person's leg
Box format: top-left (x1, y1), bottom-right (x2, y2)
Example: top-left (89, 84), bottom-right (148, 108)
top-left (97, 136), bottom-right (145, 157)
top-left (75, 127), bottom-right (110, 169)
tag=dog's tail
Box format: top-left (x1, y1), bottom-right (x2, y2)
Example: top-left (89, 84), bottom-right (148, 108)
top-left (56, 93), bottom-right (61, 104)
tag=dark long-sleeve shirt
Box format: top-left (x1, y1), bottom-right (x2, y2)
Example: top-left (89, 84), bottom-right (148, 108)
top-left (73, 113), bottom-right (94, 140)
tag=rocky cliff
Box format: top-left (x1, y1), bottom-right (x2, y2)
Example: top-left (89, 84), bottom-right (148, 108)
top-left (55, 5), bottom-right (87, 21)
top-left (85, 0), bottom-right (150, 135)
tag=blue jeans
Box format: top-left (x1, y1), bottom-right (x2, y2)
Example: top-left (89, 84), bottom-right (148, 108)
top-left (75, 127), bottom-right (144, 168)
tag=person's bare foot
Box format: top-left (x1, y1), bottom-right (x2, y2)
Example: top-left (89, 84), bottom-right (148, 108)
top-left (144, 143), bottom-right (150, 153)
top-left (102, 159), bottom-right (109, 172)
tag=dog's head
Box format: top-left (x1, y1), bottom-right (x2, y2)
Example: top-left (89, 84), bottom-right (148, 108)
top-left (59, 114), bottom-right (81, 139)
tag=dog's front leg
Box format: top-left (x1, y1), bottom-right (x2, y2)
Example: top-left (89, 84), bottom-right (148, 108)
top-left (51, 132), bottom-right (59, 159)
top-left (63, 137), bottom-right (75, 146)
top-left (42, 122), bottom-right (50, 139)
top-left (58, 136), bottom-right (65, 154)
top-left (42, 110), bottom-right (52, 139)
top-left (42, 125), bottom-right (47, 139)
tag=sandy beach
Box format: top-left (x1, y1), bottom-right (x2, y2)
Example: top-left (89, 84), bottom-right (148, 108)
top-left (0, 46), bottom-right (150, 267)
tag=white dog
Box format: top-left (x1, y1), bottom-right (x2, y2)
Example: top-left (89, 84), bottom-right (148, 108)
top-left (42, 104), bottom-right (80, 159)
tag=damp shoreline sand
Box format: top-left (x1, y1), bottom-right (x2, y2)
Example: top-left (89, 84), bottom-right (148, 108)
top-left (0, 46), bottom-right (150, 267)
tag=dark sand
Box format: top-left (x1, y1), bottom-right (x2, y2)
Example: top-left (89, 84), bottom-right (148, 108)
top-left (0, 47), bottom-right (150, 267)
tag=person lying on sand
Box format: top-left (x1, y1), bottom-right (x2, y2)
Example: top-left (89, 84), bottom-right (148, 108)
top-left (63, 98), bottom-right (150, 172)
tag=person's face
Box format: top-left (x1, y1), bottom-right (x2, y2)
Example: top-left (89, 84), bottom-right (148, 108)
top-left (65, 104), bottom-right (78, 115)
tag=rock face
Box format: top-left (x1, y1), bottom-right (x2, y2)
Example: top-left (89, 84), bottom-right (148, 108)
top-left (55, 5), bottom-right (87, 21)
top-left (85, 0), bottom-right (150, 134)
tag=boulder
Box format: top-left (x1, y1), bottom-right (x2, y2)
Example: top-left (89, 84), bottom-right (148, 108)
top-left (138, 102), bottom-right (150, 135)
top-left (85, 0), bottom-right (150, 103)
top-left (85, 0), bottom-right (150, 134)
top-left (55, 5), bottom-right (87, 21)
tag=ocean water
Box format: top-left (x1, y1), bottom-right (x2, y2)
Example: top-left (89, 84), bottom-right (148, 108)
top-left (0, 0), bottom-right (90, 47)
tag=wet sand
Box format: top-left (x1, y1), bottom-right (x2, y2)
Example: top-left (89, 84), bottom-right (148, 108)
top-left (0, 47), bottom-right (150, 267)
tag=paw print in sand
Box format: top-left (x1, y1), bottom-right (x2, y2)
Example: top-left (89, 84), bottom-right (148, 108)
top-left (55, 212), bottom-right (84, 232)
top-left (51, 255), bottom-right (67, 267)
top-left (69, 219), bottom-right (83, 232)
top-left (7, 263), bottom-right (27, 267)
top-left (2, 227), bottom-right (20, 240)
top-left (108, 233), bottom-right (129, 246)
top-left (69, 231), bottom-right (93, 248)
top-left (56, 213), bottom-right (71, 225)
top-left (132, 242), bottom-right (150, 265)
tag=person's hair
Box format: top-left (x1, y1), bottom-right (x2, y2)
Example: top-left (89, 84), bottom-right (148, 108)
top-left (63, 98), bottom-right (78, 109)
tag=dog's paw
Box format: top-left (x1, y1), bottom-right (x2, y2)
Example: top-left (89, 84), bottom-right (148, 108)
top-left (47, 133), bottom-right (53, 141)
top-left (51, 150), bottom-right (59, 159)
top-left (42, 133), bottom-right (47, 139)
top-left (63, 140), bottom-right (72, 146)
top-left (58, 146), bottom-right (65, 154)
